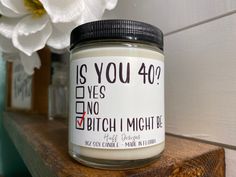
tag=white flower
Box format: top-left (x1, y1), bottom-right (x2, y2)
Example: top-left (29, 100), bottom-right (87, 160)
top-left (0, 32), bottom-right (41, 75)
top-left (0, 16), bottom-right (41, 74)
top-left (0, 0), bottom-right (118, 74)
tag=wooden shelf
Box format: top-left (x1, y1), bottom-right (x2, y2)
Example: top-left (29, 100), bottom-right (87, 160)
top-left (3, 112), bottom-right (225, 177)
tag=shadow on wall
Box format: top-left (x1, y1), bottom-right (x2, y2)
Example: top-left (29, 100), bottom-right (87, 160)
top-left (0, 58), bottom-right (31, 177)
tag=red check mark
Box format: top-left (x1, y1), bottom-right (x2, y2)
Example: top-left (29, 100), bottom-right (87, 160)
top-left (77, 112), bottom-right (86, 127)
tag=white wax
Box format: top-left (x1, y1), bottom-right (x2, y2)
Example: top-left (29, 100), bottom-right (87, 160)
top-left (71, 142), bottom-right (165, 160)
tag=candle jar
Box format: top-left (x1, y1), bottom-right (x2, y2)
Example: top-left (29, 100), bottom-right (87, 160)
top-left (69, 20), bottom-right (165, 169)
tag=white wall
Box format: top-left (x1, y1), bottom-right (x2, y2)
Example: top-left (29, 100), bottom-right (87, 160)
top-left (104, 1), bottom-right (236, 176)
top-left (104, 0), bottom-right (236, 34)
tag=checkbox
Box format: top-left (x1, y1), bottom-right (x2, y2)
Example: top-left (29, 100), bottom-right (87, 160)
top-left (76, 86), bottom-right (85, 99)
top-left (76, 116), bottom-right (85, 130)
top-left (76, 101), bottom-right (84, 114)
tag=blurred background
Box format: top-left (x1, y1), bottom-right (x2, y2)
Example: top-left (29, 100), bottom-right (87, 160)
top-left (0, 0), bottom-right (236, 176)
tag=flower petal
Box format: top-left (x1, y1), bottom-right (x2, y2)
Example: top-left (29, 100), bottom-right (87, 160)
top-left (19, 51), bottom-right (41, 75)
top-left (0, 34), bottom-right (17, 53)
top-left (105, 0), bottom-right (118, 10)
top-left (0, 1), bottom-right (22, 17)
top-left (47, 21), bottom-right (79, 50)
top-left (81, 0), bottom-right (109, 23)
top-left (39, 0), bottom-right (84, 23)
top-left (0, 16), bottom-right (19, 38)
top-left (48, 46), bottom-right (68, 54)
top-left (1, 0), bottom-right (28, 15)
top-left (12, 15), bottom-right (52, 56)
top-left (16, 15), bottom-right (50, 35)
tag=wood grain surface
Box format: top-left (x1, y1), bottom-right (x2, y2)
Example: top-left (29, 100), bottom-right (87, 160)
top-left (32, 48), bottom-right (51, 115)
top-left (3, 112), bottom-right (225, 177)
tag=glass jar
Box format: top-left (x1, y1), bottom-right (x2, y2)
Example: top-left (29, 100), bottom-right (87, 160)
top-left (69, 20), bottom-right (165, 169)
top-left (48, 63), bottom-right (68, 120)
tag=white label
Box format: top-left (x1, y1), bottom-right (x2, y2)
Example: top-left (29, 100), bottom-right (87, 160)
top-left (69, 56), bottom-right (164, 149)
top-left (11, 61), bottom-right (32, 109)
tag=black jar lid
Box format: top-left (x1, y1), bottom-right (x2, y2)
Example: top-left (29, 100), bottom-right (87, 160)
top-left (70, 19), bottom-right (163, 51)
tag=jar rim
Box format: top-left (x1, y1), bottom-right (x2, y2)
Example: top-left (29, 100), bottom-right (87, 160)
top-left (70, 19), bottom-right (163, 51)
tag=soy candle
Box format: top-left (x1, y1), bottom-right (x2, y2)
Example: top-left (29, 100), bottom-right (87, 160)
top-left (69, 20), bottom-right (165, 169)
